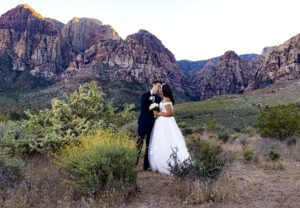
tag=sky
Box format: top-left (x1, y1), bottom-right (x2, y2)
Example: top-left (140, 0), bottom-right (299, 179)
top-left (1, 0), bottom-right (300, 61)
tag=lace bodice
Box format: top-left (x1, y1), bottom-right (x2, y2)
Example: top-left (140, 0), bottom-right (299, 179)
top-left (159, 102), bottom-right (173, 113)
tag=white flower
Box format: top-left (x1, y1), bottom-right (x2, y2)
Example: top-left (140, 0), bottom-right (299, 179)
top-left (149, 96), bottom-right (155, 101)
top-left (149, 103), bottom-right (159, 111)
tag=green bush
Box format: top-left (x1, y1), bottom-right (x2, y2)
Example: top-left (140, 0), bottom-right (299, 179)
top-left (243, 126), bottom-right (256, 137)
top-left (231, 132), bottom-right (241, 140)
top-left (218, 130), bottom-right (229, 143)
top-left (168, 136), bottom-right (226, 180)
top-left (287, 136), bottom-right (297, 146)
top-left (233, 127), bottom-right (241, 133)
top-left (182, 127), bottom-right (194, 136)
top-left (53, 129), bottom-right (138, 194)
top-left (269, 148), bottom-right (280, 161)
top-left (194, 125), bottom-right (205, 134)
top-left (243, 149), bottom-right (253, 161)
top-left (240, 135), bottom-right (247, 145)
top-left (0, 154), bottom-right (25, 190)
top-left (258, 103), bottom-right (300, 140)
top-left (0, 114), bottom-right (10, 122)
top-left (1, 82), bottom-right (135, 155)
top-left (120, 121), bottom-right (138, 135)
top-left (0, 121), bottom-right (9, 141)
top-left (178, 122), bottom-right (187, 129)
top-left (205, 119), bottom-right (218, 132)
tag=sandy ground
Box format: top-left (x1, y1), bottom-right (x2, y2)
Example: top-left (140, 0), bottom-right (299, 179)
top-left (126, 138), bottom-right (300, 208)
top-left (1, 137), bottom-right (300, 208)
top-left (125, 159), bottom-right (300, 208)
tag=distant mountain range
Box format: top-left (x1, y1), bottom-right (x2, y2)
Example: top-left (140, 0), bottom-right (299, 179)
top-left (177, 53), bottom-right (257, 74)
top-left (0, 4), bottom-right (300, 111)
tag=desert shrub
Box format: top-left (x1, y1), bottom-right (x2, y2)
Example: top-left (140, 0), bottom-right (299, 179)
top-left (287, 136), bottom-right (297, 146)
top-left (233, 127), bottom-right (241, 132)
top-left (0, 114), bottom-right (10, 122)
top-left (243, 126), bottom-right (256, 137)
top-left (181, 125), bottom-right (205, 136)
top-left (0, 154), bottom-right (25, 191)
top-left (53, 129), bottom-right (138, 194)
top-left (258, 103), bottom-right (300, 140)
top-left (218, 130), bottom-right (229, 143)
top-left (240, 135), bottom-right (247, 145)
top-left (182, 127), bottom-right (194, 136)
top-left (1, 82), bottom-right (135, 155)
top-left (178, 122), bottom-right (187, 129)
top-left (194, 125), bottom-right (205, 134)
top-left (168, 136), bottom-right (226, 180)
top-left (243, 149), bottom-right (253, 161)
top-left (205, 119), bottom-right (218, 132)
top-left (120, 121), bottom-right (138, 135)
top-left (215, 124), bottom-right (227, 133)
top-left (208, 134), bottom-right (216, 139)
top-left (231, 132), bottom-right (241, 140)
top-left (0, 121), bottom-right (9, 141)
top-left (269, 148), bottom-right (280, 161)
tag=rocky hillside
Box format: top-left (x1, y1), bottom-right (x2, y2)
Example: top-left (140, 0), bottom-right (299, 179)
top-left (247, 34), bottom-right (300, 90)
top-left (0, 4), bottom-right (189, 103)
top-left (62, 29), bottom-right (189, 103)
top-left (1, 4), bottom-right (300, 109)
top-left (190, 51), bottom-right (256, 100)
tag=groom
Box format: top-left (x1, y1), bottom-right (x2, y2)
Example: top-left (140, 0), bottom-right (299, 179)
top-left (137, 80), bottom-right (162, 170)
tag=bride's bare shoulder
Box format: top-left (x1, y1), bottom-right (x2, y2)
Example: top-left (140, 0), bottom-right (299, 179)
top-left (162, 97), bottom-right (171, 103)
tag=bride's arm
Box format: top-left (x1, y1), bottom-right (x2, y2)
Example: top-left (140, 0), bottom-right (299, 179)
top-left (154, 104), bottom-right (173, 117)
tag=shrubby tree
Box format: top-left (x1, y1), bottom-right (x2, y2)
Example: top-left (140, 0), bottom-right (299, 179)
top-left (1, 82), bottom-right (135, 155)
top-left (258, 103), bottom-right (300, 140)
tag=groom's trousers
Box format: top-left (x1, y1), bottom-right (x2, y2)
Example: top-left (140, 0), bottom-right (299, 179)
top-left (136, 124), bottom-right (153, 170)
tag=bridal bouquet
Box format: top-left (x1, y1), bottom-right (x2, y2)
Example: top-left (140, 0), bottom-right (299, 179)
top-left (149, 103), bottom-right (159, 111)
top-left (149, 103), bottom-right (159, 118)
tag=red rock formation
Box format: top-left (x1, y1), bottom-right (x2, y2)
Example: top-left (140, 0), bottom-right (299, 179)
top-left (191, 51), bottom-right (256, 100)
top-left (247, 34), bottom-right (300, 90)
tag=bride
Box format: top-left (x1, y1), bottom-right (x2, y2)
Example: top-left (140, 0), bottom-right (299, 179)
top-left (149, 83), bottom-right (191, 174)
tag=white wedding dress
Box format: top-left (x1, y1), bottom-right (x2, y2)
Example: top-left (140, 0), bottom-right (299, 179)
top-left (149, 102), bottom-right (191, 174)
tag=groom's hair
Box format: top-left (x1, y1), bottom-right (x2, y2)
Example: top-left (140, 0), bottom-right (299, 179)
top-left (152, 80), bottom-right (162, 85)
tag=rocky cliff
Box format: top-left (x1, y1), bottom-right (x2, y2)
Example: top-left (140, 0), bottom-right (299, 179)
top-left (0, 5), bottom-right (189, 102)
top-left (247, 34), bottom-right (300, 90)
top-left (1, 4), bottom-right (300, 106)
top-left (191, 51), bottom-right (256, 100)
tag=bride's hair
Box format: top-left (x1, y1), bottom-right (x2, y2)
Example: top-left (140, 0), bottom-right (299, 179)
top-left (161, 84), bottom-right (175, 105)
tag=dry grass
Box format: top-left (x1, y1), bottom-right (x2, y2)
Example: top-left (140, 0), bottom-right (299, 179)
top-left (1, 134), bottom-right (300, 208)
top-left (0, 155), bottom-right (135, 208)
top-left (254, 156), bottom-right (287, 170)
top-left (175, 175), bottom-right (238, 205)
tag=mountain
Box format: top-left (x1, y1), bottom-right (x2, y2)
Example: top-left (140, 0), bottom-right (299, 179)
top-left (190, 51), bottom-right (256, 100)
top-left (1, 4), bottom-right (300, 112)
top-left (0, 4), bottom-right (189, 105)
top-left (247, 34), bottom-right (300, 90)
top-left (177, 53), bottom-right (257, 74)
top-left (61, 29), bottom-right (189, 103)
top-left (177, 57), bottom-right (220, 75)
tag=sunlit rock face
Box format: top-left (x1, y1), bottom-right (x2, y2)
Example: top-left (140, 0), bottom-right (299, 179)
top-left (0, 5), bottom-right (190, 100)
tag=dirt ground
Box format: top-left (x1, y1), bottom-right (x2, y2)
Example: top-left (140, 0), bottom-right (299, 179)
top-left (1, 136), bottom-right (300, 208)
top-left (126, 137), bottom-right (300, 208)
top-left (125, 158), bottom-right (300, 208)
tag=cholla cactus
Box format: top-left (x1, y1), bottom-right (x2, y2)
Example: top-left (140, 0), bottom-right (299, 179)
top-left (1, 81), bottom-right (135, 155)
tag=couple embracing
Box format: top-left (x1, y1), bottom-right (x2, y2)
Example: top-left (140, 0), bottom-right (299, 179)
top-left (137, 81), bottom-right (190, 174)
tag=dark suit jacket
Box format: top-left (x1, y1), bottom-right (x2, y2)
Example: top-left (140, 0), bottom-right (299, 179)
top-left (138, 91), bottom-right (161, 130)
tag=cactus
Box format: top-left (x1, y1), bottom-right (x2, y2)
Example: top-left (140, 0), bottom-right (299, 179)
top-left (1, 81), bottom-right (135, 155)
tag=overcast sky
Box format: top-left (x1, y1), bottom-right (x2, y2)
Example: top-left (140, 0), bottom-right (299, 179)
top-left (1, 0), bottom-right (300, 60)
